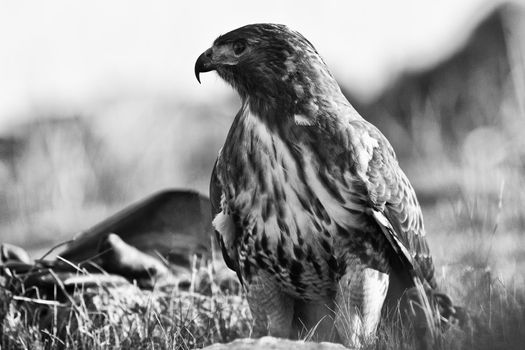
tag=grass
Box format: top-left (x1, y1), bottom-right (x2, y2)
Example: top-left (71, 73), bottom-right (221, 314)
top-left (0, 260), bottom-right (251, 349)
top-left (1, 226), bottom-right (524, 350)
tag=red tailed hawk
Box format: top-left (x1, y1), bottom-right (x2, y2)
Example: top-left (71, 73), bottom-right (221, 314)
top-left (195, 24), bottom-right (455, 347)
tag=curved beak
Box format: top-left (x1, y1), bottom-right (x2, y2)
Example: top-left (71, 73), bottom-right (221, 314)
top-left (195, 48), bottom-right (216, 84)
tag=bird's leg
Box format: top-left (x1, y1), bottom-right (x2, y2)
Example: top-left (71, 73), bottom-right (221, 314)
top-left (245, 270), bottom-right (294, 338)
top-left (292, 299), bottom-right (337, 342)
top-left (334, 262), bottom-right (389, 348)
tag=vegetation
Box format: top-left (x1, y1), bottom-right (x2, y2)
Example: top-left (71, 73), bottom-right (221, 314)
top-left (1, 224), bottom-right (525, 350)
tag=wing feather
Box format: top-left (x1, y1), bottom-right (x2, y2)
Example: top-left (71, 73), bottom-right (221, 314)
top-left (210, 159), bottom-right (241, 279)
top-left (340, 120), bottom-right (436, 288)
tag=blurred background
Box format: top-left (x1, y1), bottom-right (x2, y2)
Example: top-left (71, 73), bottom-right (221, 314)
top-left (0, 0), bottom-right (524, 282)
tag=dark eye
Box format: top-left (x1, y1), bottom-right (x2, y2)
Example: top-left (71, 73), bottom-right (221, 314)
top-left (233, 41), bottom-right (246, 55)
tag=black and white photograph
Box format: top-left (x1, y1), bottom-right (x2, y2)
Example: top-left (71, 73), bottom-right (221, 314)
top-left (0, 0), bottom-right (524, 349)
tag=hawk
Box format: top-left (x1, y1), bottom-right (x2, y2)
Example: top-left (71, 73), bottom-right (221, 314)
top-left (195, 24), bottom-right (455, 347)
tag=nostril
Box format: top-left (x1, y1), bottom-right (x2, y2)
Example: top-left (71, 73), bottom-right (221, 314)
top-left (205, 49), bottom-right (212, 58)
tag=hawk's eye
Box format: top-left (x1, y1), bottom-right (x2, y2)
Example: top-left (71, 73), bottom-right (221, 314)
top-left (233, 41), bottom-right (246, 55)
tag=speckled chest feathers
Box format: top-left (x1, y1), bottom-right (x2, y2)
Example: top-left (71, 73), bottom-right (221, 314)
top-left (214, 101), bottom-right (392, 301)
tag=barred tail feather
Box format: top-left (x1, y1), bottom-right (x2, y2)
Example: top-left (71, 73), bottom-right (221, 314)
top-left (371, 209), bottom-right (470, 340)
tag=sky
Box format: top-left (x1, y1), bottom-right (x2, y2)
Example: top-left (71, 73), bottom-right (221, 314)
top-left (0, 0), bottom-right (506, 131)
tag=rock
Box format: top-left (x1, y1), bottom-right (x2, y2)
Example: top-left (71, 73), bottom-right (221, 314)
top-left (201, 336), bottom-right (348, 350)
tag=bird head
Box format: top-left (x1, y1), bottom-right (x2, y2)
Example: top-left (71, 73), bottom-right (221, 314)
top-left (195, 24), bottom-right (347, 120)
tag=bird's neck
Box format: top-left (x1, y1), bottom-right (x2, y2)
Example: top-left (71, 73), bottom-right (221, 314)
top-left (241, 82), bottom-right (361, 129)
